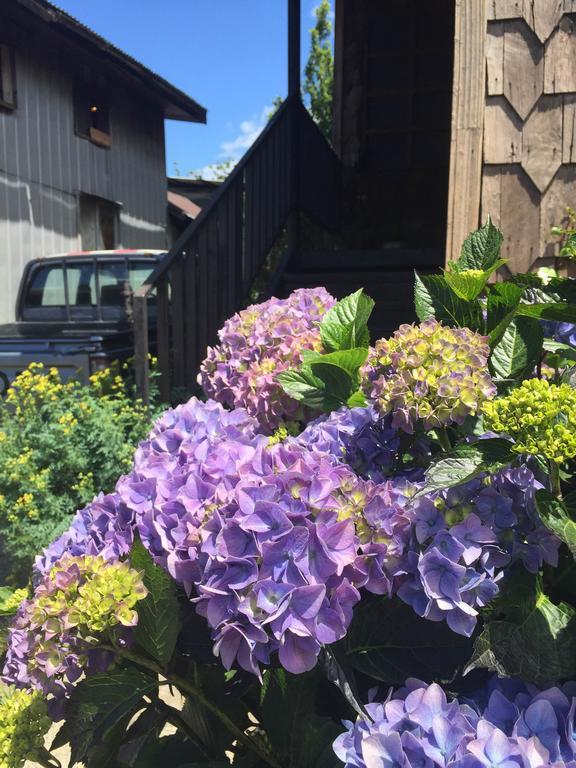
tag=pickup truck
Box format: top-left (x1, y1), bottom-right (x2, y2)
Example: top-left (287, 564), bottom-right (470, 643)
top-left (0, 250), bottom-right (164, 394)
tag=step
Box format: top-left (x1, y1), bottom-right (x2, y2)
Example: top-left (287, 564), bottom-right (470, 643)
top-left (277, 269), bottom-right (433, 338)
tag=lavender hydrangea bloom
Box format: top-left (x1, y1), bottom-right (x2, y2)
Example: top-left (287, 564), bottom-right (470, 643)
top-left (198, 287), bottom-right (336, 433)
top-left (36, 492), bottom-right (133, 576)
top-left (294, 406), bottom-right (430, 482)
top-left (193, 440), bottom-right (367, 676)
top-left (334, 676), bottom-right (576, 768)
top-left (395, 467), bottom-right (559, 636)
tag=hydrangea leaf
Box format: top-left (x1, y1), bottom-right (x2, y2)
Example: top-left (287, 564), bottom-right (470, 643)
top-left (516, 301), bottom-right (576, 323)
top-left (444, 259), bottom-right (505, 301)
top-left (279, 359), bottom-right (357, 412)
top-left (486, 283), bottom-right (524, 346)
top-left (535, 489), bottom-right (576, 558)
top-left (130, 537), bottom-right (181, 667)
top-left (304, 347), bottom-right (369, 378)
top-left (259, 671), bottom-right (343, 768)
top-left (343, 596), bottom-right (474, 684)
top-left (543, 339), bottom-right (576, 362)
top-left (466, 575), bottom-right (576, 686)
top-left (414, 272), bottom-right (483, 329)
top-left (489, 317), bottom-right (543, 381)
top-left (52, 668), bottom-right (158, 766)
top-left (277, 368), bottom-right (327, 410)
top-left (320, 289), bottom-right (374, 351)
top-left (417, 438), bottom-right (514, 495)
top-left (455, 217), bottom-right (504, 272)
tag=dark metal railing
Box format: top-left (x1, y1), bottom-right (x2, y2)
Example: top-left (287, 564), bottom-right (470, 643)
top-left (133, 96), bottom-right (340, 403)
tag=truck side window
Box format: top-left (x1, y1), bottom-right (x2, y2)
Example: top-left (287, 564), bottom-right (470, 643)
top-left (99, 261), bottom-right (129, 320)
top-left (66, 263), bottom-right (97, 319)
top-left (23, 264), bottom-right (67, 320)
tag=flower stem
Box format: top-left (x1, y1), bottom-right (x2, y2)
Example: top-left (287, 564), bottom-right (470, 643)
top-left (436, 428), bottom-right (452, 453)
top-left (107, 646), bottom-right (282, 768)
top-left (549, 459), bottom-right (563, 499)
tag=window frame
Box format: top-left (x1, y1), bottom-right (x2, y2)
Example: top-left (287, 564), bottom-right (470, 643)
top-left (73, 81), bottom-right (112, 148)
top-left (0, 44), bottom-right (16, 111)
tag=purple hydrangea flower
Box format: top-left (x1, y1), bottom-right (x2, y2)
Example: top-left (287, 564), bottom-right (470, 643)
top-left (334, 676), bottom-right (576, 767)
top-left (198, 287), bottom-right (336, 433)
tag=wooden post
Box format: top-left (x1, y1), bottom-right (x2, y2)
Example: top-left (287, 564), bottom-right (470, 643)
top-left (288, 0), bottom-right (301, 98)
top-left (287, 0), bottom-right (301, 260)
top-left (133, 290), bottom-right (150, 406)
top-left (445, 0), bottom-right (487, 264)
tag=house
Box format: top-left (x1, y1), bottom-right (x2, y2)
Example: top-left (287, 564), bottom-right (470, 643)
top-left (167, 177), bottom-right (220, 244)
top-left (132, 0), bottom-right (576, 401)
top-left (0, 0), bottom-right (206, 323)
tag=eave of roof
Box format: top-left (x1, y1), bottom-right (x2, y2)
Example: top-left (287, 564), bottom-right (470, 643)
top-left (13, 0), bottom-right (207, 124)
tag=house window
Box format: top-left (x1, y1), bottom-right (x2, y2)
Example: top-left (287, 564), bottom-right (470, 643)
top-left (0, 45), bottom-right (16, 109)
top-left (79, 195), bottom-right (119, 250)
top-left (74, 83), bottom-right (111, 147)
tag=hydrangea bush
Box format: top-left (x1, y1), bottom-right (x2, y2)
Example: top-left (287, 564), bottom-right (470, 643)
top-left (2, 222), bottom-right (576, 768)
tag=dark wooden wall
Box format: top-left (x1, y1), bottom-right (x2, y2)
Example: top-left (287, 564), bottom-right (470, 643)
top-left (333, 0), bottom-right (455, 257)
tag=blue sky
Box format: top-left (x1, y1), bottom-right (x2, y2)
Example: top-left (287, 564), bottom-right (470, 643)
top-left (54, 0), bottom-right (326, 177)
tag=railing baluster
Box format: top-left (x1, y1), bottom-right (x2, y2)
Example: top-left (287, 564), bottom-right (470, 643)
top-left (171, 259), bottom-right (186, 389)
top-left (156, 279), bottom-right (171, 403)
top-left (133, 99), bottom-right (341, 403)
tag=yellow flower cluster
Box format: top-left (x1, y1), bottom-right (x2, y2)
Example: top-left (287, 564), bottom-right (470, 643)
top-left (0, 687), bottom-right (50, 768)
top-left (483, 378), bottom-right (576, 463)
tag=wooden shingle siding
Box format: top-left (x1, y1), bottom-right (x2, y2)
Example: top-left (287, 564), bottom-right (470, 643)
top-left (450, 0), bottom-right (576, 271)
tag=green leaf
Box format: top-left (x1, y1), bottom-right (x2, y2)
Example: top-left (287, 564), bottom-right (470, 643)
top-left (466, 574), bottom-right (576, 686)
top-left (490, 317), bottom-right (543, 381)
top-left (343, 596), bottom-right (474, 684)
top-left (543, 339), bottom-right (576, 362)
top-left (309, 363), bottom-right (355, 410)
top-left (516, 302), bottom-right (576, 323)
top-left (130, 537), bottom-right (181, 666)
top-left (486, 282), bottom-right (524, 346)
top-left (414, 272), bottom-right (483, 329)
top-left (456, 217), bottom-right (504, 272)
top-left (347, 390), bottom-right (367, 407)
top-left (260, 671), bottom-right (342, 768)
top-left (417, 438), bottom-right (515, 495)
top-left (277, 368), bottom-right (326, 410)
top-left (53, 668), bottom-right (158, 766)
top-left (305, 347), bottom-right (369, 378)
top-left (444, 269), bottom-right (489, 301)
top-left (535, 489), bottom-right (576, 558)
top-left (320, 289), bottom-right (374, 351)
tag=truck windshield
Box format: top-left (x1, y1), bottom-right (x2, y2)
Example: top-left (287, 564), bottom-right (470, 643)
top-left (21, 258), bottom-right (157, 321)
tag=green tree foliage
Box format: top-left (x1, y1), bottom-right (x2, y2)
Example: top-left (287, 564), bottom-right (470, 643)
top-left (303, 0), bottom-right (334, 141)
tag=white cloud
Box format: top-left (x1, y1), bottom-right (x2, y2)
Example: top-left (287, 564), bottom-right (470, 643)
top-left (218, 105), bottom-right (273, 161)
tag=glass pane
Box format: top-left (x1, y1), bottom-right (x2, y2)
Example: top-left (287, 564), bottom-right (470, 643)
top-left (129, 261), bottom-right (155, 291)
top-left (99, 260), bottom-right (129, 320)
top-left (27, 265), bottom-right (66, 307)
top-left (66, 263), bottom-right (96, 306)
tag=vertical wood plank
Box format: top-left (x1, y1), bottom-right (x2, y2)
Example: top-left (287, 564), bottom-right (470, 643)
top-left (133, 292), bottom-right (149, 405)
top-left (171, 259), bottom-right (186, 389)
top-left (484, 98), bottom-right (523, 163)
top-left (445, 0), bottom-right (487, 263)
top-left (184, 241), bottom-right (198, 388)
top-left (544, 15), bottom-right (576, 94)
top-left (156, 279), bottom-right (171, 403)
top-left (562, 95), bottom-right (576, 163)
top-left (486, 22), bottom-right (504, 95)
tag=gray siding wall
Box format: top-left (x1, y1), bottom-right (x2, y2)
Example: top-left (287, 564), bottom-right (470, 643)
top-left (0, 33), bottom-right (168, 322)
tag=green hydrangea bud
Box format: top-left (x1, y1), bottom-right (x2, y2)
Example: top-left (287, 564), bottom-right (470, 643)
top-left (0, 686), bottom-right (50, 768)
top-left (483, 378), bottom-right (576, 463)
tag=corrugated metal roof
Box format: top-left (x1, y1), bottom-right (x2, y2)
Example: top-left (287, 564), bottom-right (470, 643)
top-left (11, 0), bottom-right (207, 123)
